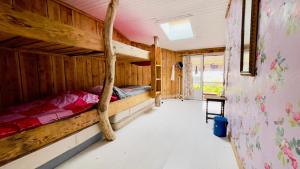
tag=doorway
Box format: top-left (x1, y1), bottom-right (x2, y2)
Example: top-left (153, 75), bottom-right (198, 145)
top-left (183, 54), bottom-right (224, 100)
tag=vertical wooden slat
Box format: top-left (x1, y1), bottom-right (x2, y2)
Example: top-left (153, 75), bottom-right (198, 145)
top-left (130, 64), bottom-right (137, 85)
top-left (13, 0), bottom-right (48, 17)
top-left (19, 52), bottom-right (40, 102)
top-left (137, 66), bottom-right (143, 86)
top-left (142, 66), bottom-right (147, 85)
top-left (76, 57), bottom-right (86, 90)
top-left (124, 62), bottom-right (131, 85)
top-left (119, 62), bottom-right (125, 86)
top-left (114, 62), bottom-right (120, 86)
top-left (47, 0), bottom-right (61, 22)
top-left (86, 57), bottom-right (93, 89)
top-left (0, 49), bottom-right (22, 111)
top-left (37, 54), bottom-right (53, 98)
top-left (64, 56), bottom-right (76, 90)
top-left (99, 61), bottom-right (105, 85)
top-left (73, 11), bottom-right (98, 35)
top-left (52, 55), bottom-right (65, 94)
top-left (146, 66), bottom-right (151, 85)
top-left (91, 58), bottom-right (101, 87)
top-left (60, 5), bottom-right (73, 26)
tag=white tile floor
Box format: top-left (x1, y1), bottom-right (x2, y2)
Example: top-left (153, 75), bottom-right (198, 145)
top-left (57, 100), bottom-right (238, 169)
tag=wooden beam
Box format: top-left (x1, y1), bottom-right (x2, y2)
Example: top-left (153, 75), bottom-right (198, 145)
top-left (0, 109), bottom-right (99, 166)
top-left (177, 47), bottom-right (226, 56)
top-left (108, 92), bottom-right (151, 117)
top-left (113, 41), bottom-right (150, 60)
top-left (0, 2), bottom-right (104, 51)
top-left (97, 0), bottom-right (118, 141)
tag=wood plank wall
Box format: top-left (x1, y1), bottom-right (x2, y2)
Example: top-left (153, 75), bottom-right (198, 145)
top-left (161, 49), bottom-right (182, 99)
top-left (0, 48), bottom-right (150, 112)
top-left (0, 0), bottom-right (182, 111)
top-left (1, 0), bottom-right (131, 44)
top-left (125, 42), bottom-right (183, 99)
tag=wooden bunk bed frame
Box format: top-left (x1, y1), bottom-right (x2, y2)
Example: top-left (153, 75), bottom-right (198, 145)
top-left (0, 92), bottom-right (152, 166)
top-left (0, 2), bottom-right (149, 61)
top-left (0, 0), bottom-right (162, 166)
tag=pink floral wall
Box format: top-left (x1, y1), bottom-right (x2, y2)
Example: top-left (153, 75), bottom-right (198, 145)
top-left (225, 0), bottom-right (300, 169)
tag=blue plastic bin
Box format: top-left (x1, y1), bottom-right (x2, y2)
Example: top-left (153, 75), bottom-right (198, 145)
top-left (213, 116), bottom-right (228, 137)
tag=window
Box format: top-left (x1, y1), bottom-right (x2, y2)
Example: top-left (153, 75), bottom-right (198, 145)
top-left (160, 19), bottom-right (194, 41)
top-left (203, 55), bottom-right (224, 96)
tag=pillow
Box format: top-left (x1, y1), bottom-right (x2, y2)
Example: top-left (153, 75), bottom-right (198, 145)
top-left (88, 85), bottom-right (103, 95)
top-left (88, 86), bottom-right (121, 101)
top-left (113, 87), bottom-right (129, 99)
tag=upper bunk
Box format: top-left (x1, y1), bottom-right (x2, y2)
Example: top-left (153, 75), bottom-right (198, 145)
top-left (0, 0), bottom-right (150, 61)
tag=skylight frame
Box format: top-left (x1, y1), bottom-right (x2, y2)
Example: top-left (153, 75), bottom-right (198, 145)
top-left (160, 18), bottom-right (194, 41)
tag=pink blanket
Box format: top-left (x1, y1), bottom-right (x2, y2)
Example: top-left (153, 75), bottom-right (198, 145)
top-left (0, 91), bottom-right (99, 139)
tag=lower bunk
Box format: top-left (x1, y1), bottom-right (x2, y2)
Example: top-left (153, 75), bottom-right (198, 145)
top-left (0, 88), bottom-right (154, 168)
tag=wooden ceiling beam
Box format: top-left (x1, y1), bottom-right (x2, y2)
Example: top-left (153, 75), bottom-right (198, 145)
top-left (177, 47), bottom-right (226, 56)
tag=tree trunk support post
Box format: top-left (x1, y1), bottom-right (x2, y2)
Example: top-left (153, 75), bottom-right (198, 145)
top-left (97, 0), bottom-right (119, 141)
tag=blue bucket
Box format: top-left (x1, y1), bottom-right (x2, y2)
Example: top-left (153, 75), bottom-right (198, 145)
top-left (213, 116), bottom-right (228, 137)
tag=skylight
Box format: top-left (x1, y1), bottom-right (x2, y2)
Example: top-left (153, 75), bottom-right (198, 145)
top-left (160, 19), bottom-right (194, 41)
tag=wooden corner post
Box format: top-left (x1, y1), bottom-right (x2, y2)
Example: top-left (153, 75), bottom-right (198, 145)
top-left (97, 0), bottom-right (119, 141)
top-left (151, 36), bottom-right (162, 107)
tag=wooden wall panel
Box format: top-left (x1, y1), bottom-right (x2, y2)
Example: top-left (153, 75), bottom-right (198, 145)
top-left (115, 62), bottom-right (123, 86)
top-left (13, 0), bottom-right (48, 17)
top-left (119, 62), bottom-right (125, 86)
top-left (161, 49), bottom-right (182, 99)
top-left (99, 61), bottom-right (105, 85)
top-left (52, 55), bottom-right (65, 94)
top-left (47, 0), bottom-right (61, 21)
top-left (64, 56), bottom-right (76, 91)
top-left (76, 57), bottom-right (86, 90)
top-left (130, 64), bottom-right (138, 85)
top-left (0, 49), bottom-right (22, 112)
top-left (142, 66), bottom-right (151, 85)
top-left (91, 58), bottom-right (101, 87)
top-left (37, 55), bottom-right (53, 98)
top-left (19, 52), bottom-right (40, 102)
top-left (0, 49), bottom-right (152, 110)
top-left (73, 11), bottom-right (98, 35)
top-left (124, 63), bottom-right (131, 86)
top-left (86, 58), bottom-right (93, 89)
top-left (0, 0), bottom-right (11, 5)
top-left (137, 66), bottom-right (143, 86)
top-left (8, 0), bottom-right (132, 45)
top-left (59, 5), bottom-right (73, 26)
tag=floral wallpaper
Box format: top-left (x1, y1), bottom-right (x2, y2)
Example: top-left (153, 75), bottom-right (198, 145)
top-left (225, 0), bottom-right (300, 169)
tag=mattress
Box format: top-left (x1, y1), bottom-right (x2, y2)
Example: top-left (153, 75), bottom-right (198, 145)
top-left (0, 86), bottom-right (151, 139)
top-left (119, 85), bottom-right (151, 97)
top-left (0, 91), bottom-right (99, 139)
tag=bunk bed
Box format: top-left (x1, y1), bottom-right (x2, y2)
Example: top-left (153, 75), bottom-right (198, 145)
top-left (0, 87), bottom-right (153, 166)
top-left (0, 2), bottom-right (150, 60)
top-left (0, 0), bottom-right (160, 167)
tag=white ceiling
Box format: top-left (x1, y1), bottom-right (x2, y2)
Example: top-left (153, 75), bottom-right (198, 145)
top-left (62, 0), bottom-right (227, 51)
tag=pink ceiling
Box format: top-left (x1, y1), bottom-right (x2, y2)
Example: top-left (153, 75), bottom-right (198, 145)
top-left (61, 0), bottom-right (154, 45)
top-left (61, 0), bottom-right (227, 51)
